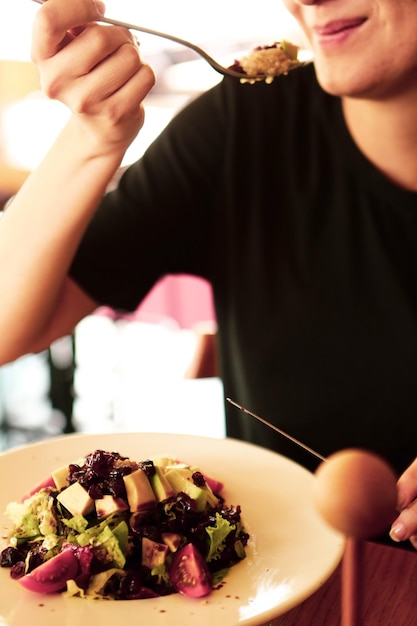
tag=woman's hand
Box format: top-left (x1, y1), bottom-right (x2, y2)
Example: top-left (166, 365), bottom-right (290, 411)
top-left (390, 457), bottom-right (417, 547)
top-left (31, 0), bottom-right (155, 157)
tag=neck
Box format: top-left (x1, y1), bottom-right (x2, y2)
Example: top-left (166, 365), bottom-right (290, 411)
top-left (342, 93), bottom-right (417, 192)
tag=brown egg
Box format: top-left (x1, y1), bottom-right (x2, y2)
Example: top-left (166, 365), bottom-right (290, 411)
top-left (314, 449), bottom-right (398, 539)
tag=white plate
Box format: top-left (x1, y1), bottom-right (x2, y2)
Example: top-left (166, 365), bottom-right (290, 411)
top-left (0, 432), bottom-right (344, 626)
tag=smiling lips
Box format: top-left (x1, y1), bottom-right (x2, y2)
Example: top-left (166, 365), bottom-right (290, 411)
top-left (313, 17), bottom-right (367, 46)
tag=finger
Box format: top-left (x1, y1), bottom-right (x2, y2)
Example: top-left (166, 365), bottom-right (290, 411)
top-left (95, 62), bottom-right (156, 133)
top-left (31, 0), bottom-right (105, 61)
top-left (67, 44), bottom-right (153, 116)
top-left (396, 457), bottom-right (417, 509)
top-left (40, 24), bottom-right (138, 100)
top-left (78, 40), bottom-right (142, 104)
top-left (390, 502), bottom-right (417, 542)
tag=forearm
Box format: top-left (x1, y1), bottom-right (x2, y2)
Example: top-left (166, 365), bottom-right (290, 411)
top-left (0, 116), bottom-right (125, 363)
top-left (0, 0), bottom-right (156, 364)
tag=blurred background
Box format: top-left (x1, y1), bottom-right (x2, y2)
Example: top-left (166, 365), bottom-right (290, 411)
top-left (0, 0), bottom-right (306, 450)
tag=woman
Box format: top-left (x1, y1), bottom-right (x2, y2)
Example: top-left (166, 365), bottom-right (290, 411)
top-left (0, 0), bottom-right (416, 544)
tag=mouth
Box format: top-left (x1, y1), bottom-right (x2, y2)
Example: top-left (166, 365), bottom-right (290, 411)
top-left (313, 17), bottom-right (367, 47)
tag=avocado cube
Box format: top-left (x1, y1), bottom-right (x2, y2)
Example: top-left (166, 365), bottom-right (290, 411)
top-left (164, 467), bottom-right (207, 511)
top-left (141, 537), bottom-right (169, 569)
top-left (149, 466), bottom-right (175, 502)
top-left (123, 468), bottom-right (157, 512)
top-left (280, 40), bottom-right (299, 60)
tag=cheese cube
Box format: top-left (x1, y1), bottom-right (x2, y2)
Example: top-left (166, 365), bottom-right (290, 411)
top-left (95, 495), bottom-right (129, 518)
top-left (56, 482), bottom-right (94, 517)
top-left (52, 465), bottom-right (70, 490)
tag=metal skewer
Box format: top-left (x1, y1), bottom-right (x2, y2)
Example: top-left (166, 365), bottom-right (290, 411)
top-left (226, 397), bottom-right (327, 462)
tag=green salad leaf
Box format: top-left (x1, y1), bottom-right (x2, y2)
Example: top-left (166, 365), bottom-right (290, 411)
top-left (205, 512), bottom-right (235, 562)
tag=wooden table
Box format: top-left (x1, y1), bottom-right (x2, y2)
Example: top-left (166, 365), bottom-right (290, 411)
top-left (267, 540), bottom-right (417, 625)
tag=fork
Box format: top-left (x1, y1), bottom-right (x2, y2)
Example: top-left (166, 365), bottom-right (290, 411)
top-left (31, 0), bottom-right (301, 81)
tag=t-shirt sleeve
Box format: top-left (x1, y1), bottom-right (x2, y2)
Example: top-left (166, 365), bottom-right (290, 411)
top-left (69, 82), bottom-right (228, 312)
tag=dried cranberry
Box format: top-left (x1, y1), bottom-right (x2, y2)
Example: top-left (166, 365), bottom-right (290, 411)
top-left (1, 546), bottom-right (26, 568)
top-left (10, 561), bottom-right (26, 580)
top-left (192, 471), bottom-right (206, 488)
top-left (138, 460), bottom-right (155, 477)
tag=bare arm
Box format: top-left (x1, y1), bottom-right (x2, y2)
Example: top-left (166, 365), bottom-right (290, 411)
top-left (0, 0), bottom-right (155, 364)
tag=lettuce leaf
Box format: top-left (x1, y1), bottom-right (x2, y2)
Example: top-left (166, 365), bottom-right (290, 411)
top-left (205, 513), bottom-right (234, 562)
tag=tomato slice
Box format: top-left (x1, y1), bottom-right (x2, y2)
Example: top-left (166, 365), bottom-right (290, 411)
top-left (169, 543), bottom-right (212, 598)
top-left (19, 549), bottom-right (79, 594)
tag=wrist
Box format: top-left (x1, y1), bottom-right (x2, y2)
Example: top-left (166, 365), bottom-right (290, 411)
top-left (66, 113), bottom-right (138, 167)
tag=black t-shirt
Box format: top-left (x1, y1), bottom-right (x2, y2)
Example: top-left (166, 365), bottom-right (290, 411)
top-left (70, 65), bottom-right (417, 474)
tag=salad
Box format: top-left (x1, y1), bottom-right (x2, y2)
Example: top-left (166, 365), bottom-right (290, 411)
top-left (0, 449), bottom-right (249, 600)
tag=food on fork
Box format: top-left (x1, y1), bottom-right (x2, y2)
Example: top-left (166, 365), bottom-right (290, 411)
top-left (230, 40), bottom-right (301, 83)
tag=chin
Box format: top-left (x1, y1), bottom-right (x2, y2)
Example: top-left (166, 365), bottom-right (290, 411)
top-left (314, 59), bottom-right (378, 98)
